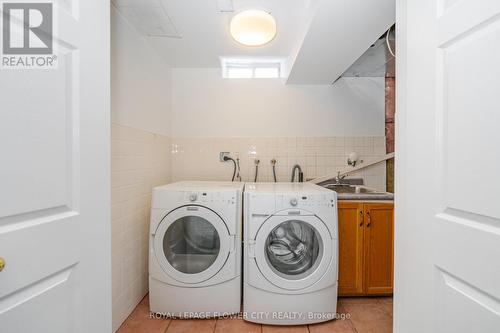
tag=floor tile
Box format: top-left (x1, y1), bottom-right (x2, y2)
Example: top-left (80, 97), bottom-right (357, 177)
top-left (377, 300), bottom-right (393, 318)
top-left (116, 296), bottom-right (170, 333)
top-left (262, 324), bottom-right (309, 333)
top-left (377, 297), bottom-right (393, 304)
top-left (166, 318), bottom-right (216, 333)
top-left (215, 317), bottom-right (261, 333)
top-left (117, 295), bottom-right (394, 333)
top-left (340, 297), bottom-right (381, 306)
top-left (308, 319), bottom-right (356, 333)
top-left (343, 301), bottom-right (392, 333)
top-left (308, 305), bottom-right (356, 333)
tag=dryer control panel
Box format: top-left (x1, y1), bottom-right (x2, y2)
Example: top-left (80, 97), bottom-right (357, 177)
top-left (276, 194), bottom-right (335, 210)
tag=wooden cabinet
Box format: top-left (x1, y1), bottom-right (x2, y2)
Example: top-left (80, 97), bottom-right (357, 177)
top-left (338, 202), bottom-right (394, 296)
top-left (337, 202), bottom-right (364, 295)
top-left (363, 204), bottom-right (394, 295)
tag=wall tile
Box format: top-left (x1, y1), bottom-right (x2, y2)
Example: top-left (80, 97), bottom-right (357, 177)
top-left (111, 123), bottom-right (171, 331)
top-left (170, 136), bottom-right (386, 189)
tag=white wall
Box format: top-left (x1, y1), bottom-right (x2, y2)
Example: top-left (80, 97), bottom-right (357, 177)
top-left (111, 7), bottom-right (172, 136)
top-left (111, 6), bottom-right (171, 332)
top-left (171, 68), bottom-right (385, 138)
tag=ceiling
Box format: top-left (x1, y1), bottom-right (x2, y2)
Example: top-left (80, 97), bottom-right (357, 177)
top-left (113, 0), bottom-right (313, 68)
top-left (286, 0), bottom-right (395, 84)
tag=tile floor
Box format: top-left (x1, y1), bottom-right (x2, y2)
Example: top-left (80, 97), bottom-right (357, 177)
top-left (117, 295), bottom-right (393, 333)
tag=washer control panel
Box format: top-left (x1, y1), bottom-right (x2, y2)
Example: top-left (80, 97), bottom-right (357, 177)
top-left (183, 191), bottom-right (236, 205)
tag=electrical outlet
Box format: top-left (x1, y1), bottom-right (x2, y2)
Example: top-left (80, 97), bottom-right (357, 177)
top-left (220, 152), bottom-right (230, 162)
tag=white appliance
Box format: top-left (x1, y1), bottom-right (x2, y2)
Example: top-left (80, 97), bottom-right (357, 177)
top-left (149, 181), bottom-right (244, 317)
top-left (243, 183), bottom-right (338, 325)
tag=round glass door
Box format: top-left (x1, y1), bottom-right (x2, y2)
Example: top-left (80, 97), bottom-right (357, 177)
top-left (164, 216), bottom-right (220, 274)
top-left (153, 206), bottom-right (231, 284)
top-left (265, 220), bottom-right (322, 280)
top-left (254, 214), bottom-right (333, 290)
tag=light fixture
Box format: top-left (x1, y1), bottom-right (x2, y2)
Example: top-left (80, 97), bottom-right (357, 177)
top-left (230, 10), bottom-right (277, 47)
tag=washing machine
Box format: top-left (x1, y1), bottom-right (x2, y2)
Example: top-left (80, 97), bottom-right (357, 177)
top-left (243, 183), bottom-right (338, 325)
top-left (149, 181), bottom-right (244, 317)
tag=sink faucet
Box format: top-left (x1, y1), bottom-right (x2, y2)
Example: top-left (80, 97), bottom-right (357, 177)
top-left (334, 171), bottom-right (347, 185)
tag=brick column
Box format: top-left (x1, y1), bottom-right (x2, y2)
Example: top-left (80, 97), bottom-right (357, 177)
top-left (385, 77), bottom-right (395, 192)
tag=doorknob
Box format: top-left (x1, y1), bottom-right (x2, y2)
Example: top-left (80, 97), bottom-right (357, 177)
top-left (0, 257), bottom-right (5, 272)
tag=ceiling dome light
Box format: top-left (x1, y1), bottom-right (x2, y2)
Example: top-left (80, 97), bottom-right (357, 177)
top-left (230, 10), bottom-right (277, 47)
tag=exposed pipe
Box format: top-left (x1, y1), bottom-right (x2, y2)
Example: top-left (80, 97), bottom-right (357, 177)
top-left (386, 25), bottom-right (395, 58)
top-left (235, 157), bottom-right (241, 182)
top-left (271, 159), bottom-right (277, 182)
top-left (254, 159), bottom-right (260, 182)
top-left (291, 164), bottom-right (304, 182)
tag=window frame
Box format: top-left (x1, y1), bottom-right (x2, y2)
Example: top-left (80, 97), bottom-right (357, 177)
top-left (222, 60), bottom-right (282, 79)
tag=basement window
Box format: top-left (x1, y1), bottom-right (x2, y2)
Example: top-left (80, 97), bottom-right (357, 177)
top-left (221, 59), bottom-right (282, 79)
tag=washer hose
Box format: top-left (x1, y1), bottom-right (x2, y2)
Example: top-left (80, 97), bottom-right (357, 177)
top-left (223, 156), bottom-right (237, 181)
top-left (271, 159), bottom-right (277, 182)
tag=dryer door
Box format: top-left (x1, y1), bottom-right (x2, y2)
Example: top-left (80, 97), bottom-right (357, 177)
top-left (254, 215), bottom-right (333, 290)
top-left (153, 205), bottom-right (232, 284)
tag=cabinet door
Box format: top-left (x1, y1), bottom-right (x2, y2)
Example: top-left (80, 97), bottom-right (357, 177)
top-left (364, 203), bottom-right (394, 295)
top-left (338, 202), bottom-right (365, 295)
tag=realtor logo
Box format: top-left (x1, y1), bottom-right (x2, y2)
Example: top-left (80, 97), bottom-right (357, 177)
top-left (1, 1), bottom-right (57, 68)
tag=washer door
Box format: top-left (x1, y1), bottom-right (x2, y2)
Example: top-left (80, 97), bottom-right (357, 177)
top-left (154, 206), bottom-right (231, 284)
top-left (254, 215), bottom-right (333, 290)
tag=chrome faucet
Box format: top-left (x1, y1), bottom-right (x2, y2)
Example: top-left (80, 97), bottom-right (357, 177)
top-left (334, 171), bottom-right (347, 185)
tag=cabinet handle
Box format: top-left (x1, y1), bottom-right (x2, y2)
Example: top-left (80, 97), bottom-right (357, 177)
top-left (366, 211), bottom-right (371, 227)
top-left (359, 210), bottom-right (363, 227)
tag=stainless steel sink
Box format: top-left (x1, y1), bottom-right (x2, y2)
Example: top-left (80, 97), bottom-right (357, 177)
top-left (323, 184), bottom-right (378, 194)
top-left (320, 183), bottom-right (394, 200)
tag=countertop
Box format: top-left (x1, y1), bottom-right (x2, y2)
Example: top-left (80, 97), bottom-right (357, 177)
top-left (336, 192), bottom-right (394, 201)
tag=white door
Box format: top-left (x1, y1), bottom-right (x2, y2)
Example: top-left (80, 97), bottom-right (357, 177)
top-left (254, 215), bottom-right (333, 290)
top-left (395, 1), bottom-right (500, 332)
top-left (0, 1), bottom-right (111, 333)
top-left (153, 206), bottom-right (231, 284)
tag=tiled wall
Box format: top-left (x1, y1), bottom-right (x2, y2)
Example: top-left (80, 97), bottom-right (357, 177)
top-left (171, 136), bottom-right (387, 191)
top-left (111, 124), bottom-right (171, 331)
